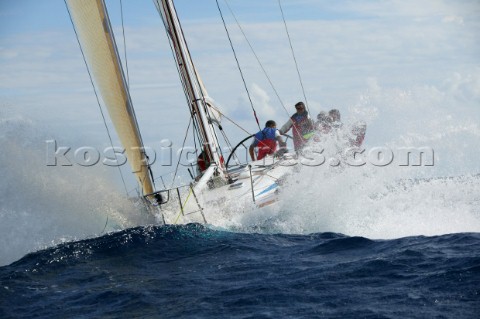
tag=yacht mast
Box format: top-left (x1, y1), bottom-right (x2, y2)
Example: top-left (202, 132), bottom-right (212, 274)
top-left (153, 0), bottom-right (225, 175)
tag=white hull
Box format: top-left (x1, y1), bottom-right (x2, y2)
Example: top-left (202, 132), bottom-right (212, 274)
top-left (156, 154), bottom-right (298, 225)
top-left (66, 0), bottom-right (302, 226)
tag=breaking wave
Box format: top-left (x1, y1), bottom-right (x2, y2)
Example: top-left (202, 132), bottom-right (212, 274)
top-left (0, 113), bottom-right (153, 266)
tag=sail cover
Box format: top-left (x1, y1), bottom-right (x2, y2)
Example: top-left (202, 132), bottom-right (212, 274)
top-left (66, 0), bottom-right (154, 195)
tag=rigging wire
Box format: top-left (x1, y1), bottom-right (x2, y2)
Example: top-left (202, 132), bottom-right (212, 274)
top-left (155, 0), bottom-right (218, 187)
top-left (277, 0), bottom-right (311, 115)
top-left (173, 11), bottom-right (221, 168)
top-left (208, 116), bottom-right (228, 162)
top-left (157, 2), bottom-right (214, 181)
top-left (215, 0), bottom-right (261, 131)
top-left (192, 114), bottom-right (199, 156)
top-left (100, 216), bottom-right (109, 234)
top-left (158, 0), bottom-right (231, 172)
top-left (101, 0), bottom-right (153, 194)
top-left (146, 170), bottom-right (174, 190)
top-left (64, 0), bottom-right (129, 198)
top-left (156, 1), bottom-right (209, 183)
top-left (223, 0), bottom-right (289, 117)
top-left (209, 105), bottom-right (252, 135)
top-left (172, 0), bottom-right (232, 167)
top-left (110, 2), bottom-right (154, 193)
top-left (119, 0), bottom-right (130, 86)
top-left (208, 105), bottom-right (254, 166)
top-left (171, 116), bottom-right (193, 188)
top-left (156, 1), bottom-right (207, 147)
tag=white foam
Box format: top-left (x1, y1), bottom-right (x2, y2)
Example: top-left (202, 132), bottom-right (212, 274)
top-left (224, 81), bottom-right (480, 238)
top-left (0, 115), bottom-right (152, 266)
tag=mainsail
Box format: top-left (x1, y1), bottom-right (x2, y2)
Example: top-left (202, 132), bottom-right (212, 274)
top-left (65, 0), bottom-right (298, 221)
top-left (66, 0), bottom-right (155, 196)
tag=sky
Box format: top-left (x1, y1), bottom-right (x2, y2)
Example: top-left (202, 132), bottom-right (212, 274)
top-left (1, 0), bottom-right (480, 192)
top-left (1, 0), bottom-right (480, 266)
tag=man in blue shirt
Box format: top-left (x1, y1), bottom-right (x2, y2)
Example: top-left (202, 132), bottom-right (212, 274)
top-left (249, 120), bottom-right (286, 161)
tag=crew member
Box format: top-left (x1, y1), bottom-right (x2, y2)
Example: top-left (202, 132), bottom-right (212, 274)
top-left (197, 146), bottom-right (224, 173)
top-left (249, 120), bottom-right (286, 161)
top-left (279, 101), bottom-right (314, 152)
top-left (350, 121), bottom-right (367, 147)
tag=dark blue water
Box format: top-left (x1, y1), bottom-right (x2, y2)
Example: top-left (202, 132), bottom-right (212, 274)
top-left (1, 224), bottom-right (479, 318)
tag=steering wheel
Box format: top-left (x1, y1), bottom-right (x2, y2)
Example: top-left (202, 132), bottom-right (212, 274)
top-left (225, 134), bottom-right (254, 170)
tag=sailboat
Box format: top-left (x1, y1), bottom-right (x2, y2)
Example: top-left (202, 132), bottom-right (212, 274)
top-left (65, 0), bottom-right (299, 224)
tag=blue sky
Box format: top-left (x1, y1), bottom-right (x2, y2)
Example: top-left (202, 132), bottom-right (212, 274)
top-left (1, 0), bottom-right (480, 266)
top-left (1, 0), bottom-right (480, 190)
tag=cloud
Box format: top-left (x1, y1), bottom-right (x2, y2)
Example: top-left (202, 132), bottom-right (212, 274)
top-left (250, 83), bottom-right (277, 121)
top-left (1, 0), bottom-right (479, 172)
top-left (442, 15), bottom-right (464, 25)
top-left (442, 69), bottom-right (480, 101)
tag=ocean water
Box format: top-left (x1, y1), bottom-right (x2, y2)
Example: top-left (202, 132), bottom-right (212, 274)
top-left (1, 73), bottom-right (480, 318)
top-left (1, 224), bottom-right (479, 318)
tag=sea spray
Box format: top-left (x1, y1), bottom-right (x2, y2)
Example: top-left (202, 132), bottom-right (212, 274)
top-left (225, 80), bottom-right (480, 238)
top-left (0, 114), bottom-right (153, 266)
top-left (1, 72), bottom-right (479, 263)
